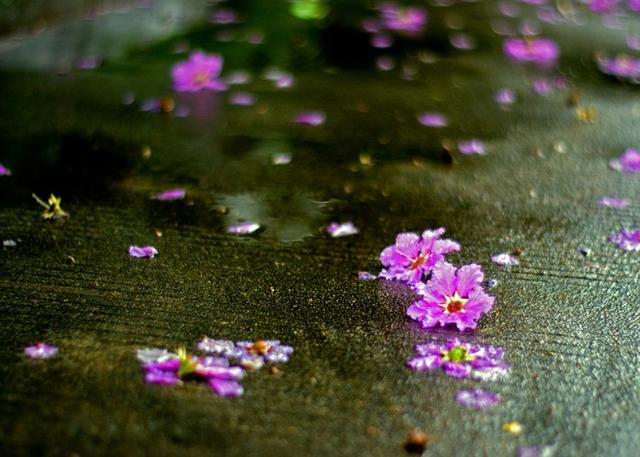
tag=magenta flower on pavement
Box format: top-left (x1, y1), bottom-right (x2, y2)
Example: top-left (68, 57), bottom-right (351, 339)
top-left (503, 37), bottom-right (560, 65)
top-left (609, 228), bottom-right (640, 251)
top-left (598, 197), bottom-right (630, 208)
top-left (417, 112), bottom-right (448, 127)
top-left (129, 246), bottom-right (158, 258)
top-left (379, 3), bottom-right (427, 35)
top-left (407, 338), bottom-right (509, 380)
top-left (458, 139), bottom-right (485, 155)
top-left (172, 51), bottom-right (227, 92)
top-left (24, 343), bottom-right (58, 359)
top-left (491, 253), bottom-right (520, 266)
top-left (0, 163), bottom-right (11, 176)
top-left (609, 148), bottom-right (640, 172)
top-left (294, 111), bottom-right (325, 126)
top-left (597, 55), bottom-right (640, 80)
top-left (407, 262), bottom-right (495, 331)
top-left (379, 228), bottom-right (461, 284)
top-left (227, 222), bottom-right (261, 235)
top-left (456, 389), bottom-right (502, 409)
top-left (154, 188), bottom-right (186, 201)
top-left (327, 222), bottom-right (359, 238)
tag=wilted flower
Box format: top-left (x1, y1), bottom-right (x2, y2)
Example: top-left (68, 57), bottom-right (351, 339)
top-left (24, 343), bottom-right (59, 359)
top-left (407, 337), bottom-right (509, 379)
top-left (503, 37), bottom-right (560, 65)
top-left (609, 148), bottom-right (640, 172)
top-left (32, 193), bottom-right (69, 220)
top-left (171, 51), bottom-right (227, 92)
top-left (407, 262), bottom-right (495, 331)
top-left (129, 246), bottom-right (158, 258)
top-left (609, 228), bottom-right (640, 251)
top-left (379, 228), bottom-right (461, 284)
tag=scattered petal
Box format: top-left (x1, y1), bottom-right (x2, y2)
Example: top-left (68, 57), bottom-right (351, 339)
top-left (503, 37), bottom-right (559, 65)
top-left (598, 197), bottom-right (630, 208)
top-left (358, 271), bottom-right (378, 280)
top-left (129, 246), bottom-right (158, 258)
top-left (3, 239), bottom-right (17, 247)
top-left (458, 139), bottom-right (486, 155)
top-left (24, 343), bottom-right (58, 359)
top-left (517, 445), bottom-right (555, 457)
top-left (154, 189), bottom-right (186, 201)
top-left (0, 163), bottom-right (11, 176)
top-left (327, 222), bottom-right (359, 238)
top-left (455, 388), bottom-right (502, 409)
top-left (227, 222), bottom-right (261, 235)
top-left (495, 88), bottom-right (516, 105)
top-left (272, 153), bottom-right (292, 165)
top-left (209, 378), bottom-right (244, 397)
top-left (609, 148), bottom-right (640, 172)
top-left (491, 253), bottom-right (520, 266)
top-left (229, 92), bottom-right (256, 106)
top-left (294, 111), bottom-right (325, 126)
top-left (417, 112), bottom-right (448, 127)
top-left (609, 228), bottom-right (640, 251)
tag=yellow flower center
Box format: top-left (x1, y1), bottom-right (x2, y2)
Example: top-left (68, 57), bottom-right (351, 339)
top-left (410, 253), bottom-right (429, 270)
top-left (442, 291), bottom-right (468, 314)
top-left (193, 72), bottom-right (209, 83)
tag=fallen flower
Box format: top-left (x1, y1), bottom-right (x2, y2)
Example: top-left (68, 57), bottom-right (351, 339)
top-left (229, 340), bottom-right (295, 369)
top-left (407, 337), bottom-right (509, 379)
top-left (32, 193), bottom-right (69, 220)
top-left (495, 88), bottom-right (516, 105)
top-left (379, 228), bottom-right (461, 284)
top-left (357, 271), bottom-right (378, 280)
top-left (210, 378), bottom-right (244, 397)
top-left (294, 111), bottom-right (325, 126)
top-left (598, 197), bottom-right (630, 208)
top-left (227, 222), bottom-right (261, 235)
top-left (456, 388), bottom-right (502, 409)
top-left (0, 163), bottom-right (11, 176)
top-left (229, 91), bottom-right (256, 106)
top-left (172, 51), bottom-right (227, 92)
top-left (491, 253), bottom-right (520, 266)
top-left (327, 222), bottom-right (359, 237)
top-left (407, 262), bottom-right (495, 331)
top-left (154, 188), bottom-right (186, 201)
top-left (503, 37), bottom-right (560, 65)
top-left (24, 343), bottom-right (58, 359)
top-left (417, 112), bottom-right (448, 127)
top-left (588, 0), bottom-right (620, 14)
top-left (458, 139), bottom-right (485, 155)
top-left (609, 148), bottom-right (640, 172)
top-left (596, 54), bottom-right (640, 80)
top-left (129, 246), bottom-right (158, 258)
top-left (609, 228), bottom-right (640, 251)
top-left (379, 2), bottom-right (427, 35)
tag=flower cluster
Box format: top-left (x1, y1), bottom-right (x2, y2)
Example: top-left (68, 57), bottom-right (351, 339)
top-left (137, 338), bottom-right (293, 397)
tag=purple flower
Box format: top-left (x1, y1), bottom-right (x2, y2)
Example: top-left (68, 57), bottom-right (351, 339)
top-left (0, 163), bottom-right (11, 176)
top-left (379, 228), bottom-right (461, 284)
top-left (417, 112), bottom-right (448, 127)
top-left (491, 253), bottom-right (520, 266)
top-left (195, 357), bottom-right (244, 380)
top-left (24, 343), bottom-right (58, 359)
top-left (609, 148), bottom-right (640, 172)
top-left (197, 338), bottom-right (236, 356)
top-left (596, 55), bottom-right (640, 80)
top-left (532, 78), bottom-right (553, 95)
top-left (129, 245), bottom-right (158, 258)
top-left (456, 389), bottom-right (502, 409)
top-left (358, 271), bottom-right (378, 280)
top-left (598, 197), bottom-right (630, 208)
top-left (327, 222), bottom-right (359, 238)
top-left (458, 139), bottom-right (485, 155)
top-left (379, 3), bottom-right (427, 35)
top-left (227, 222), bottom-right (261, 235)
top-left (209, 379), bottom-right (244, 397)
top-left (372, 33), bottom-right (394, 48)
top-left (229, 92), bottom-right (256, 106)
top-left (495, 88), bottom-right (516, 105)
top-left (629, 0), bottom-right (640, 12)
top-left (407, 262), bottom-right (495, 331)
top-left (154, 188), bottom-right (186, 201)
top-left (503, 37), bottom-right (560, 65)
top-left (609, 228), bottom-right (640, 251)
top-left (144, 369), bottom-right (181, 385)
top-left (228, 340), bottom-right (294, 370)
top-left (588, 0), bottom-right (620, 13)
top-left (210, 8), bottom-right (240, 24)
top-left (294, 111), bottom-right (325, 126)
top-left (172, 51), bottom-right (227, 92)
top-left (407, 337), bottom-right (509, 380)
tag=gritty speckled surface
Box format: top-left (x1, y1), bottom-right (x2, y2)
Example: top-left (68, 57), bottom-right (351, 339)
top-left (1, 1), bottom-right (640, 456)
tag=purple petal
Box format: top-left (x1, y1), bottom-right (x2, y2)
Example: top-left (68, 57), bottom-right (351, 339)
top-left (458, 139), bottom-right (486, 155)
top-left (294, 111), bottom-right (325, 126)
top-left (144, 370), bottom-right (180, 385)
top-left (443, 361), bottom-right (472, 378)
top-left (417, 112), bottom-right (448, 127)
top-left (209, 378), bottom-right (244, 397)
top-left (598, 197), bottom-right (630, 208)
top-left (24, 343), bottom-right (58, 359)
top-left (327, 222), bottom-right (359, 238)
top-left (154, 189), bottom-right (186, 201)
top-left (609, 228), bottom-right (640, 251)
top-left (227, 223), bottom-right (261, 235)
top-left (610, 148), bottom-right (640, 173)
top-left (129, 245), bottom-right (158, 258)
top-left (0, 163), bottom-right (11, 176)
top-left (357, 271), bottom-right (378, 280)
top-left (517, 446), bottom-right (554, 457)
top-left (491, 253), bottom-right (519, 266)
top-left (407, 355), bottom-right (441, 371)
top-left (197, 338), bottom-right (235, 355)
top-left (455, 389), bottom-right (502, 409)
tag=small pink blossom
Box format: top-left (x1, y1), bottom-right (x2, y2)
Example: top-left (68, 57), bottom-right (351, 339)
top-left (458, 139), bottom-right (485, 155)
top-left (588, 0), bottom-right (620, 13)
top-left (294, 111), bottom-right (325, 126)
top-left (129, 246), bottom-right (158, 258)
top-left (327, 222), bottom-right (359, 238)
top-left (491, 253), bottom-right (520, 266)
top-left (380, 228), bottom-right (461, 284)
top-left (503, 37), bottom-right (559, 65)
top-left (598, 197), bottom-right (630, 208)
top-left (609, 148), bottom-right (640, 172)
top-left (495, 88), bottom-right (516, 105)
top-left (609, 228), bottom-right (640, 251)
top-left (154, 189), bottom-right (186, 201)
top-left (25, 343), bottom-right (58, 359)
top-left (172, 51), bottom-right (227, 92)
top-left (379, 2), bottom-right (428, 35)
top-left (407, 262), bottom-right (495, 331)
top-left (417, 112), bottom-right (448, 127)
top-left (0, 163), bottom-right (11, 176)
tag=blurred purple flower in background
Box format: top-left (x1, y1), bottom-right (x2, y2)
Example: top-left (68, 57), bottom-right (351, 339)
top-left (417, 112), bottom-right (448, 127)
top-left (459, 139), bottom-right (486, 155)
top-left (456, 388), bottom-right (502, 409)
top-left (609, 148), bottom-right (640, 172)
top-left (24, 343), bottom-right (58, 359)
top-left (129, 246), bottom-right (158, 258)
top-left (294, 111), bottom-right (325, 126)
top-left (379, 2), bottom-right (428, 35)
top-left (172, 51), bottom-right (227, 92)
top-left (154, 189), bottom-right (186, 201)
top-left (609, 228), bottom-right (640, 251)
top-left (503, 37), bottom-right (559, 64)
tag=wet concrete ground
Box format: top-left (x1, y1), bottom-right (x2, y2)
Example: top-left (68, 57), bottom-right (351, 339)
top-left (1, 1), bottom-right (640, 456)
